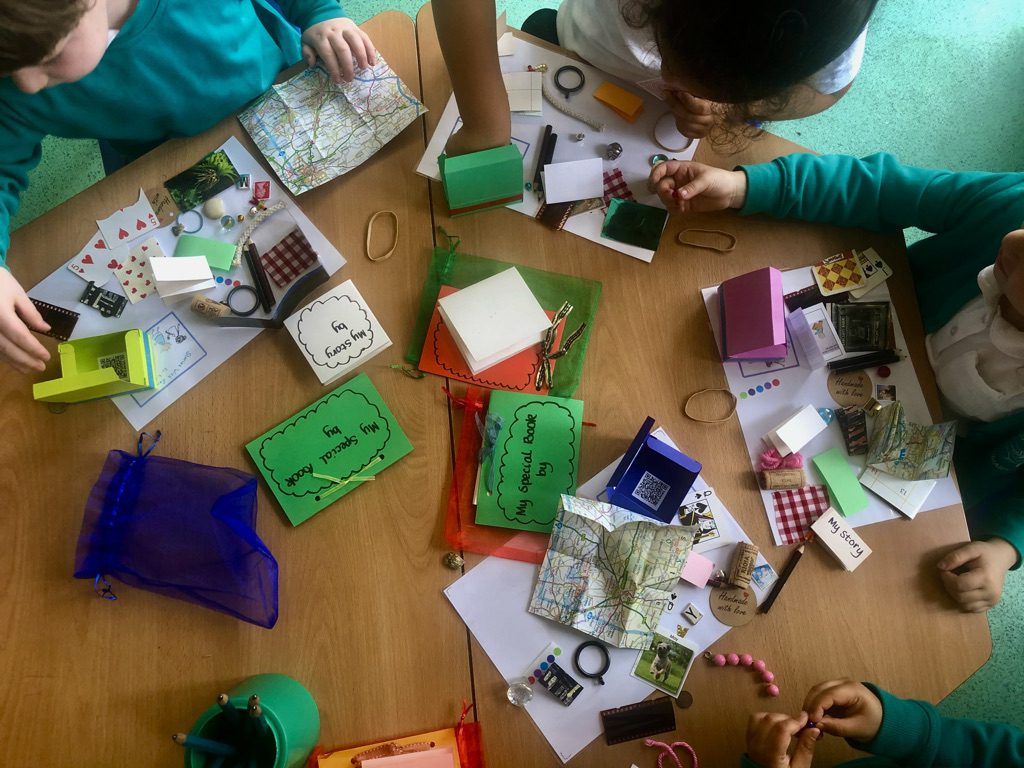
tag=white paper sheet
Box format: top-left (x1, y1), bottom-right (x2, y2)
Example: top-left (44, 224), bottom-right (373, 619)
top-left (701, 268), bottom-right (961, 544)
top-left (29, 136), bottom-right (346, 430)
top-left (542, 158), bottom-right (604, 204)
top-left (446, 428), bottom-right (769, 763)
top-left (416, 35), bottom-right (698, 262)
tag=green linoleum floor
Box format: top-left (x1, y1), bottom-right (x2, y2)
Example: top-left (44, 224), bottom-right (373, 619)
top-left (13, 0), bottom-right (1024, 729)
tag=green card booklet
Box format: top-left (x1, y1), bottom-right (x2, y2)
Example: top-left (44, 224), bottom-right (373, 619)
top-left (475, 390), bottom-right (583, 533)
top-left (246, 372), bottom-right (412, 525)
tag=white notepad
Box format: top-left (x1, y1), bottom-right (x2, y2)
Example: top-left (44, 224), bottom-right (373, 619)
top-left (149, 256), bottom-right (216, 299)
top-left (437, 268), bottom-right (550, 375)
top-left (284, 279), bottom-right (391, 385)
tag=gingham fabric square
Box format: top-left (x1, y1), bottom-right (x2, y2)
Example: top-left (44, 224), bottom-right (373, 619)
top-left (773, 485), bottom-right (830, 545)
top-left (602, 167), bottom-right (636, 209)
top-left (260, 228), bottom-right (318, 288)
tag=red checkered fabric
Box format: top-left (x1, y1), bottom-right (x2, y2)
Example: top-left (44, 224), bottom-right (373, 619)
top-left (602, 167), bottom-right (636, 209)
top-left (773, 485), bottom-right (830, 544)
top-left (260, 228), bottom-right (318, 288)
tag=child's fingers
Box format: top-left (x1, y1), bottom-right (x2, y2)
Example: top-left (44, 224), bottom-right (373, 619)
top-left (343, 28), bottom-right (370, 71)
top-left (937, 542), bottom-right (982, 571)
top-left (0, 317), bottom-right (49, 372)
top-left (948, 570), bottom-right (989, 594)
top-left (675, 172), bottom-right (713, 202)
top-left (790, 727), bottom-right (821, 768)
top-left (15, 293), bottom-right (49, 333)
top-left (330, 36), bottom-right (355, 82)
top-left (315, 38), bottom-right (344, 83)
top-left (962, 599), bottom-right (994, 613)
top-left (676, 91), bottom-right (714, 115)
top-left (302, 43), bottom-right (316, 68)
top-left (355, 29), bottom-right (377, 66)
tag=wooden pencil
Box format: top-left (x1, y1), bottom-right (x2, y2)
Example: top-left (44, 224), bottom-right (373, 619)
top-left (759, 543), bottom-right (805, 614)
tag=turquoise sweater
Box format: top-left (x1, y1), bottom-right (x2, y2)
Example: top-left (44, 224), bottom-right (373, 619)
top-left (741, 152), bottom-right (1024, 566)
top-left (741, 684), bottom-right (1024, 767)
top-left (0, 0), bottom-right (346, 265)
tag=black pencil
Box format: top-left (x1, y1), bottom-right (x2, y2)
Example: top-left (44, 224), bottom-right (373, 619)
top-left (533, 124), bottom-right (553, 198)
top-left (827, 350), bottom-right (900, 373)
top-left (244, 243), bottom-right (275, 314)
top-left (759, 543), bottom-right (805, 614)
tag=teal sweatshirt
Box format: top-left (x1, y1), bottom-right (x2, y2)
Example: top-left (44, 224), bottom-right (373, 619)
top-left (0, 0), bottom-right (346, 266)
top-left (740, 152), bottom-right (1024, 566)
top-left (741, 684), bottom-right (1024, 767)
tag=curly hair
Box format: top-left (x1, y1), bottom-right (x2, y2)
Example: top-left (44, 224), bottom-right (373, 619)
top-left (0, 1), bottom-right (91, 77)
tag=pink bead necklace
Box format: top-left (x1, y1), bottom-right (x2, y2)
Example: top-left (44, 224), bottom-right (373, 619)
top-left (704, 652), bottom-right (780, 697)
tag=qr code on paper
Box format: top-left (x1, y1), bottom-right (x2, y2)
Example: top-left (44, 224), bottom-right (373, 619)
top-left (632, 470), bottom-right (670, 509)
top-left (97, 353), bottom-right (129, 380)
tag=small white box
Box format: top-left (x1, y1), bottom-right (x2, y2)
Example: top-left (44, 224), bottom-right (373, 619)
top-left (437, 268), bottom-right (551, 375)
top-left (811, 507), bottom-right (872, 571)
top-left (765, 404), bottom-right (828, 456)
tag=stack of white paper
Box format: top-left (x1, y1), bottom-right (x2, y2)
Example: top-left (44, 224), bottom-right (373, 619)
top-left (149, 256), bottom-right (216, 299)
top-left (437, 268), bottom-right (550, 374)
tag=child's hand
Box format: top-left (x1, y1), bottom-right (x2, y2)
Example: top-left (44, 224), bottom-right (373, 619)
top-left (649, 160), bottom-right (747, 213)
top-left (937, 539), bottom-right (1018, 612)
top-left (302, 18), bottom-right (377, 83)
top-left (0, 267), bottom-right (50, 373)
top-left (666, 91), bottom-right (717, 138)
top-left (803, 679), bottom-right (883, 743)
top-left (746, 711), bottom-right (820, 768)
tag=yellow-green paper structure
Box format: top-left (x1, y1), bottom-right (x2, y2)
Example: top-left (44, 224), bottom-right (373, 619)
top-left (33, 329), bottom-right (155, 403)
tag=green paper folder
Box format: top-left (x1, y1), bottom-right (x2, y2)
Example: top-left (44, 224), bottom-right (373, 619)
top-left (32, 329), bottom-right (154, 403)
top-left (406, 241), bottom-right (602, 397)
top-left (601, 198), bottom-right (669, 251)
top-left (439, 144), bottom-right (524, 216)
top-left (245, 372), bottom-right (413, 525)
top-left (475, 391), bottom-right (583, 533)
top-left (812, 447), bottom-right (869, 517)
top-left (174, 233), bottom-right (237, 272)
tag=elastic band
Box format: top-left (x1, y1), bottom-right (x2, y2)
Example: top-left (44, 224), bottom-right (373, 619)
top-left (677, 229), bottom-right (737, 253)
top-left (172, 209), bottom-right (203, 235)
top-left (683, 388), bottom-right (737, 423)
top-left (366, 210), bottom-right (399, 262)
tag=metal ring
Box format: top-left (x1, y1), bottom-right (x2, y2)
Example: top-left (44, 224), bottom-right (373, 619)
top-left (573, 640), bottom-right (610, 685)
top-left (226, 285), bottom-right (260, 317)
top-left (554, 65), bottom-right (585, 99)
top-left (175, 209), bottom-right (203, 234)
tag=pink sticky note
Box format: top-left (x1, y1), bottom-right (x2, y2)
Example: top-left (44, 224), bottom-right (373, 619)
top-left (681, 551), bottom-right (715, 588)
top-left (719, 266), bottom-right (786, 360)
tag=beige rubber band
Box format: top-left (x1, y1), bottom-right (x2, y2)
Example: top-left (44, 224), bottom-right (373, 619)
top-left (366, 210), bottom-right (399, 262)
top-left (683, 388), bottom-right (738, 423)
top-left (677, 228), bottom-right (737, 253)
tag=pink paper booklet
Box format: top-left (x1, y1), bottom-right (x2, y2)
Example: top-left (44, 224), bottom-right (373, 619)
top-left (719, 266), bottom-right (785, 360)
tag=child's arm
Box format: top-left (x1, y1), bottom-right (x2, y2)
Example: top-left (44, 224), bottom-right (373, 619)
top-left (276, 0), bottom-right (377, 83)
top-left (431, 0), bottom-right (511, 156)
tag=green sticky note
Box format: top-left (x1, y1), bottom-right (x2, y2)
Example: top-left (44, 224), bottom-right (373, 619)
top-left (601, 198), bottom-right (669, 251)
top-left (174, 233), bottom-right (237, 272)
top-left (475, 391), bottom-right (583, 533)
top-left (812, 447), bottom-right (869, 517)
top-left (439, 144), bottom-right (524, 216)
top-left (245, 372), bottom-right (413, 525)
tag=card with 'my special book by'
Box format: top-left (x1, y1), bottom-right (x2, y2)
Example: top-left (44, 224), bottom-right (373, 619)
top-left (245, 372), bottom-right (412, 525)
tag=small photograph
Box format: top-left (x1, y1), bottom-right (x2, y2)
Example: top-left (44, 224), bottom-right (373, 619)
top-left (875, 383), bottom-right (897, 402)
top-left (630, 632), bottom-right (696, 697)
top-left (163, 149), bottom-right (240, 212)
top-left (751, 563), bottom-right (778, 592)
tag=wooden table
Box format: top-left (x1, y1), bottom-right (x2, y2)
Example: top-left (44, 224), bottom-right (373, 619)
top-left (0, 8), bottom-right (988, 767)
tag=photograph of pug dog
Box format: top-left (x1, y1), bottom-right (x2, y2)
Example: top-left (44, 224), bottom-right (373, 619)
top-left (631, 632), bottom-right (697, 697)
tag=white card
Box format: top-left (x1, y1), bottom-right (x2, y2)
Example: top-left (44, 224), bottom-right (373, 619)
top-left (859, 467), bottom-right (936, 519)
top-left (765, 404), bottom-right (828, 456)
top-left (503, 71), bottom-right (542, 115)
top-left (96, 188), bottom-right (159, 248)
top-left (811, 507), bottom-right (872, 571)
top-left (65, 230), bottom-right (116, 285)
top-left (150, 255), bottom-right (215, 298)
top-left (284, 279), bottom-right (392, 386)
top-left (542, 158), bottom-right (604, 205)
top-left (497, 31), bottom-right (516, 56)
top-left (437, 267), bottom-right (550, 374)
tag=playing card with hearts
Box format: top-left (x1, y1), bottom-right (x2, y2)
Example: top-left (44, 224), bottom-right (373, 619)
top-left (66, 230), bottom-right (115, 285)
top-left (96, 188), bottom-right (159, 248)
top-left (112, 237), bottom-right (163, 303)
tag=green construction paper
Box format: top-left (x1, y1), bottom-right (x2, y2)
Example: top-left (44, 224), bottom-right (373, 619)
top-left (812, 447), bottom-right (869, 517)
top-left (245, 372), bottom-right (413, 525)
top-left (406, 239), bottom-right (602, 398)
top-left (174, 233), bottom-right (237, 272)
top-left (601, 198), bottom-right (669, 251)
top-left (439, 144), bottom-right (523, 216)
top-left (475, 391), bottom-right (583, 533)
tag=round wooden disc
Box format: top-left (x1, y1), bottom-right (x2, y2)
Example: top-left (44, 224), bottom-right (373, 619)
top-left (826, 370), bottom-right (873, 407)
top-left (709, 586), bottom-right (757, 626)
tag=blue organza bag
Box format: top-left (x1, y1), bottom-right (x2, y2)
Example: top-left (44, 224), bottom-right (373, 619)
top-left (74, 433), bottom-right (279, 628)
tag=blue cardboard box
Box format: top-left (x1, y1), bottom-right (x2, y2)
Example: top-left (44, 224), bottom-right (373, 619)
top-left (606, 418), bottom-right (701, 522)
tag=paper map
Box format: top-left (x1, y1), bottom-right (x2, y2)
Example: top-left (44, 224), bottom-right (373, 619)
top-left (239, 56), bottom-right (426, 195)
top-left (528, 495), bottom-right (695, 649)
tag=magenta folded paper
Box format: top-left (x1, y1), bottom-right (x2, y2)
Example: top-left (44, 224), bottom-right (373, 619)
top-left (719, 267), bottom-right (786, 360)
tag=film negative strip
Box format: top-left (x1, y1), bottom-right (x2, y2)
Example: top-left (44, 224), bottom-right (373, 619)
top-left (600, 696), bottom-right (675, 745)
top-left (29, 298), bottom-right (79, 341)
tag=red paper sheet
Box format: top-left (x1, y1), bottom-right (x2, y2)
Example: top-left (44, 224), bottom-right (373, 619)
top-left (418, 285), bottom-right (562, 394)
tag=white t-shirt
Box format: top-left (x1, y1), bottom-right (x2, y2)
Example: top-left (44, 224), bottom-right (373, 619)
top-left (556, 0), bottom-right (867, 95)
top-left (927, 266), bottom-right (1024, 423)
